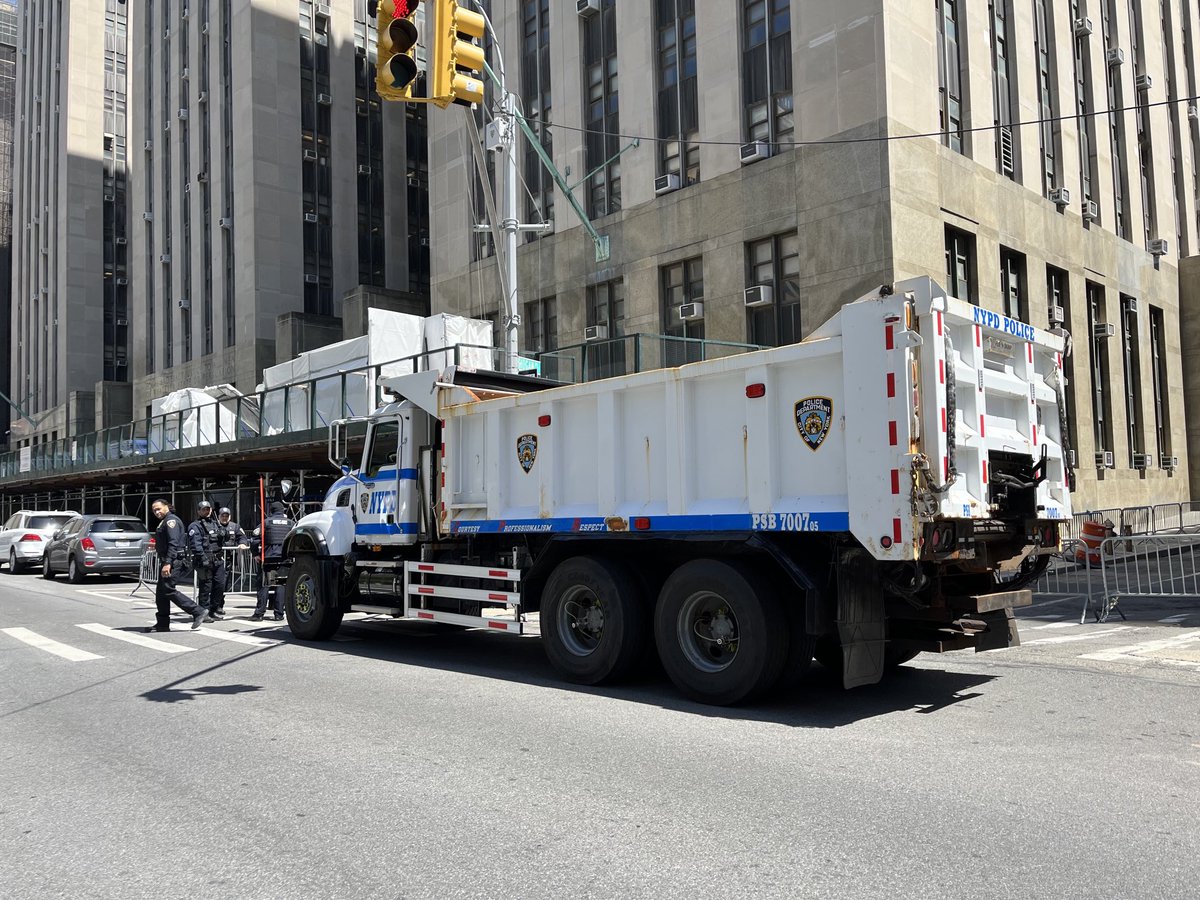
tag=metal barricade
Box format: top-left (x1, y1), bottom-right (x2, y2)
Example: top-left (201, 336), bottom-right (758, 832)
top-left (1083, 533), bottom-right (1200, 623)
top-left (220, 546), bottom-right (260, 594)
top-left (130, 549), bottom-right (159, 596)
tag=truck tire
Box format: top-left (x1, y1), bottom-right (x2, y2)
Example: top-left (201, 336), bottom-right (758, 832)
top-left (541, 556), bottom-right (648, 685)
top-left (654, 559), bottom-right (787, 706)
top-left (286, 555), bottom-right (344, 640)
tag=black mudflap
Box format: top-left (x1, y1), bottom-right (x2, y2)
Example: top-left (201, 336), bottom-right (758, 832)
top-left (975, 607), bottom-right (1020, 651)
top-left (837, 549), bottom-right (886, 688)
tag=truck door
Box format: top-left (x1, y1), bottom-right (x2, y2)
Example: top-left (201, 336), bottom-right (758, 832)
top-left (355, 418), bottom-right (412, 545)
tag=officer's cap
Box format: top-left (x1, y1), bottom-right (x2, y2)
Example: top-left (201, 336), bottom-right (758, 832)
top-left (218, 507), bottom-right (232, 516)
top-left (198, 500), bottom-right (213, 511)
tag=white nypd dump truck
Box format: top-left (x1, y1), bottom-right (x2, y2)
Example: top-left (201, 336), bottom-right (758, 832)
top-left (282, 277), bottom-right (1072, 705)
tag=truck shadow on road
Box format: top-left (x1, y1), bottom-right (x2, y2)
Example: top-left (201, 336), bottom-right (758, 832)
top-left (246, 619), bottom-right (996, 727)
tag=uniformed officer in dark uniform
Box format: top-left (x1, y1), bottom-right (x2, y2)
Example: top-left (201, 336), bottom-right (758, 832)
top-left (188, 500), bottom-right (223, 621)
top-left (251, 501), bottom-right (296, 621)
top-left (148, 498), bottom-right (206, 632)
top-left (209, 507), bottom-right (249, 616)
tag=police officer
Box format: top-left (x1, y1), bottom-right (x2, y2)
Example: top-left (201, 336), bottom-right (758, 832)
top-left (209, 507), bottom-right (249, 617)
top-left (148, 498), bottom-right (206, 632)
top-left (188, 499), bottom-right (223, 621)
top-left (251, 501), bottom-right (295, 621)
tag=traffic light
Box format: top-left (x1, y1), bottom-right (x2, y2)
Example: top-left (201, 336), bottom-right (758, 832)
top-left (376, 0), bottom-right (421, 101)
top-left (431, 0), bottom-right (486, 107)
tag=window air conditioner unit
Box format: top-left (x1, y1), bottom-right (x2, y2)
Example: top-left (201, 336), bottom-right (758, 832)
top-left (419, 237), bottom-right (431, 247)
top-left (179, 297), bottom-right (190, 309)
top-left (104, 193), bottom-right (114, 202)
top-left (1162, 454), bottom-right (1179, 470)
top-left (1132, 453), bottom-right (1152, 470)
top-left (583, 324), bottom-right (608, 342)
top-left (164, 121), bottom-right (171, 132)
top-left (178, 108), bottom-right (188, 120)
top-left (304, 212), bottom-right (319, 223)
top-left (160, 253), bottom-right (172, 263)
top-left (654, 173), bottom-right (680, 195)
top-left (198, 91), bottom-right (208, 104)
top-left (577, 0), bottom-right (600, 17)
top-left (115, 236), bottom-right (127, 245)
top-left (316, 3), bottom-right (331, 23)
top-left (1190, 105), bottom-right (1200, 121)
top-left (181, 7), bottom-right (189, 19)
top-left (115, 360), bottom-right (127, 368)
top-left (407, 175), bottom-right (421, 187)
top-left (1123, 296), bottom-right (1140, 314)
top-left (740, 141), bottom-right (771, 164)
top-left (219, 217), bottom-right (233, 229)
top-left (197, 171), bottom-right (208, 183)
top-left (679, 300), bottom-right (704, 321)
top-left (1049, 187), bottom-right (1070, 207)
top-left (1092, 322), bottom-right (1115, 338)
top-left (116, 317), bottom-right (128, 326)
top-left (1135, 73), bottom-right (1153, 91)
top-left (1082, 199), bottom-right (1099, 222)
top-left (303, 148), bottom-right (318, 161)
top-left (144, 140), bottom-right (153, 151)
top-left (201, 22), bottom-right (209, 36)
top-left (305, 274), bottom-right (319, 284)
top-left (743, 285), bottom-right (774, 308)
top-left (357, 164), bottom-right (372, 175)
top-left (1074, 17), bottom-right (1093, 37)
top-left (143, 212), bottom-right (154, 221)
top-left (164, 28), bottom-right (171, 39)
top-left (1049, 304), bottom-right (1066, 325)
top-left (1148, 237), bottom-right (1169, 256)
top-left (181, 67), bottom-right (189, 81)
top-left (317, 93), bottom-right (332, 106)
top-left (116, 277), bottom-right (128, 286)
top-left (1106, 48), bottom-right (1125, 67)
top-left (1096, 451), bottom-right (1115, 468)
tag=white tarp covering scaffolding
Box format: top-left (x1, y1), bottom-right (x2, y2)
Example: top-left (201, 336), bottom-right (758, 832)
top-left (369, 308), bottom-right (426, 379)
top-left (148, 385), bottom-right (257, 452)
top-left (424, 313), bottom-right (494, 371)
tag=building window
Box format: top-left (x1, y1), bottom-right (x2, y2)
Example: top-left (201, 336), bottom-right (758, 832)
top-left (662, 256), bottom-right (704, 364)
top-left (299, 0), bottom-right (333, 315)
top-left (745, 232), bottom-right (800, 347)
top-left (656, 0), bottom-right (699, 184)
top-left (1070, 0), bottom-right (1098, 212)
top-left (521, 0), bottom-right (553, 237)
top-left (1086, 282), bottom-right (1115, 462)
top-left (991, 1), bottom-right (1017, 177)
top-left (1033, 0), bottom-right (1060, 196)
top-left (1047, 266), bottom-right (1077, 478)
top-left (354, 1), bottom-right (387, 289)
top-left (585, 279), bottom-right (626, 379)
top-left (741, 0), bottom-right (792, 146)
top-left (945, 226), bottom-right (975, 304)
top-left (1101, 1), bottom-right (1131, 240)
top-left (524, 297), bottom-right (557, 354)
top-left (1000, 248), bottom-right (1026, 322)
top-left (1120, 295), bottom-right (1145, 466)
top-left (1149, 305), bottom-right (1172, 465)
top-left (582, 0), bottom-right (620, 218)
top-left (937, 0), bottom-right (966, 154)
top-left (222, 0), bottom-right (236, 347)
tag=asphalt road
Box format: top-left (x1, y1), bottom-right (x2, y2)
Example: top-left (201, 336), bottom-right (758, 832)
top-left (1, 572), bottom-right (1198, 899)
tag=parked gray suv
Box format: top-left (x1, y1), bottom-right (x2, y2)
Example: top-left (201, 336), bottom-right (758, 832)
top-left (42, 515), bottom-right (151, 583)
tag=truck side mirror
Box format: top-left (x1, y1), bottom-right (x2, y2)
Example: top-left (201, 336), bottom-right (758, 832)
top-left (340, 464), bottom-right (351, 476)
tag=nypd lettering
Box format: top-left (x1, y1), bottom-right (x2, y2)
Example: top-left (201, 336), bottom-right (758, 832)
top-left (972, 305), bottom-right (1037, 343)
top-left (367, 491), bottom-right (398, 516)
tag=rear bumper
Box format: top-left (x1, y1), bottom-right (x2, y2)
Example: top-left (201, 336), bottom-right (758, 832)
top-left (13, 543), bottom-right (46, 562)
top-left (82, 557), bottom-right (142, 575)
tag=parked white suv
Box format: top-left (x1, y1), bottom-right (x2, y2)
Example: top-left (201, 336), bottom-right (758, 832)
top-left (0, 510), bottom-right (80, 573)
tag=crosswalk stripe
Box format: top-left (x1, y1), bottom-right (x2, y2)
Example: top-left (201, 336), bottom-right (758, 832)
top-left (193, 627), bottom-right (273, 646)
top-left (76, 623), bottom-right (194, 653)
top-left (1022, 626), bottom-right (1140, 646)
top-left (1079, 630), bottom-right (1200, 662)
top-left (1158, 614), bottom-right (1189, 624)
top-left (1027, 622), bottom-right (1080, 630)
top-left (1, 627), bottom-right (103, 661)
top-left (76, 590), bottom-right (140, 604)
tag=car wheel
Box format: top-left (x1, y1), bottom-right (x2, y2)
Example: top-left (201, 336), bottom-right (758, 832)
top-left (67, 555), bottom-right (86, 584)
top-left (8, 548), bottom-right (22, 575)
top-left (42, 555), bottom-right (55, 580)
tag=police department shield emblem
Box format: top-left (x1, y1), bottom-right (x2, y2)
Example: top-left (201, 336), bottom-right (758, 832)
top-left (360, 492), bottom-right (370, 514)
top-left (795, 397), bottom-right (833, 451)
top-left (517, 433), bottom-right (538, 473)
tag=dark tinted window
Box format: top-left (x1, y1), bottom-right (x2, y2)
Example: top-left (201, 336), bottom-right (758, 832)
top-left (29, 514), bottom-right (76, 530)
top-left (91, 519), bottom-right (149, 534)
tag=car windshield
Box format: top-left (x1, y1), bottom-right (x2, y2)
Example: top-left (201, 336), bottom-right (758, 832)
top-left (91, 519), bottom-right (148, 535)
top-left (28, 514), bottom-right (74, 530)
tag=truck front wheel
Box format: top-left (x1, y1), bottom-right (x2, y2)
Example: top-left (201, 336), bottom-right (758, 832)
top-left (655, 559), bottom-right (787, 706)
top-left (541, 556), bottom-right (648, 685)
top-left (286, 555), bottom-right (344, 640)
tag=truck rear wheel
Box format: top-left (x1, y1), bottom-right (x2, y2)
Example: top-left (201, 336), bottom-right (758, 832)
top-left (541, 556), bottom-right (648, 685)
top-left (654, 559), bottom-right (787, 706)
top-left (286, 555), bottom-right (343, 640)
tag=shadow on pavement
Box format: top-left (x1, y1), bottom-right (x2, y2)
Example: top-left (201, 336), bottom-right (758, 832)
top-left (200, 616), bottom-right (997, 727)
top-left (142, 683), bottom-right (264, 703)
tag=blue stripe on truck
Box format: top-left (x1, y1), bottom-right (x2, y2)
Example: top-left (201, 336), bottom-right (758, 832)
top-left (356, 522), bottom-right (419, 536)
top-left (449, 511), bottom-right (850, 535)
